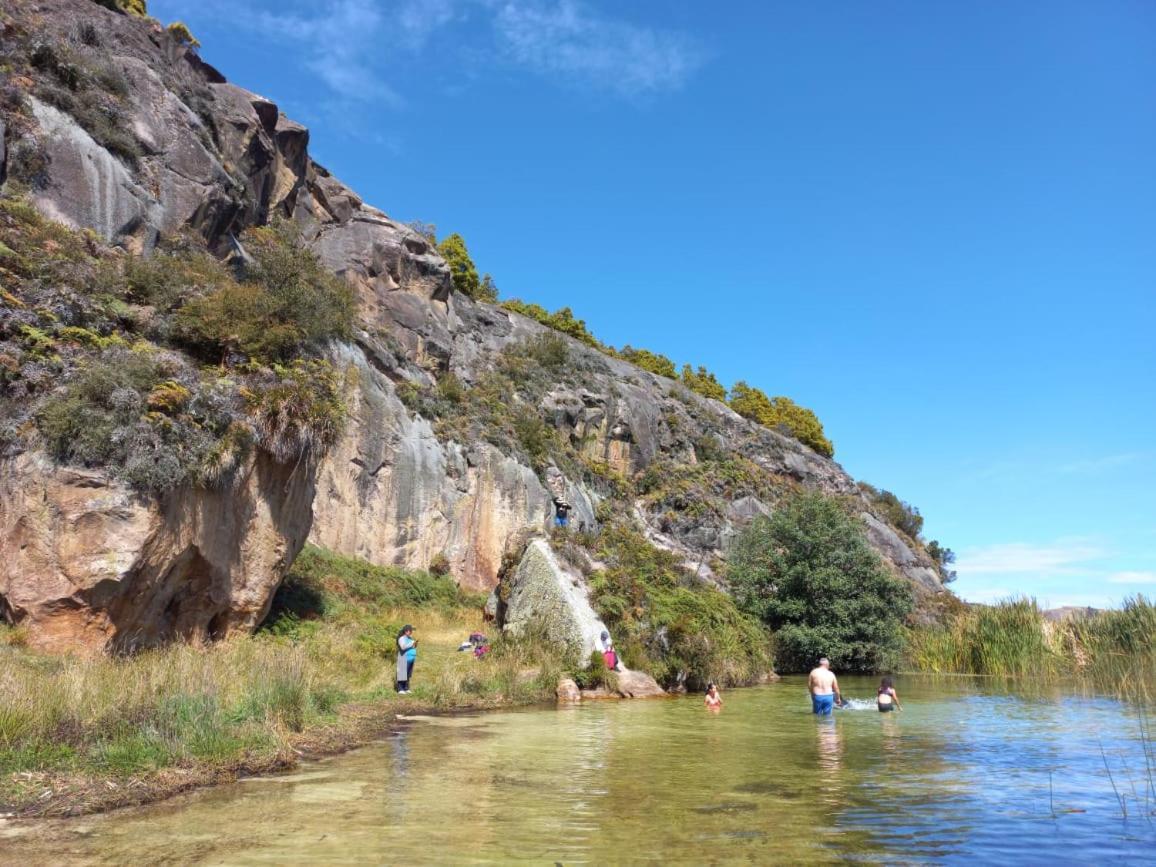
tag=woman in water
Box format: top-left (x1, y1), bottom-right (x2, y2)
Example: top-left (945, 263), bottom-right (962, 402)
top-left (877, 676), bottom-right (901, 712)
top-left (396, 624), bottom-right (417, 694)
top-left (705, 683), bottom-right (723, 710)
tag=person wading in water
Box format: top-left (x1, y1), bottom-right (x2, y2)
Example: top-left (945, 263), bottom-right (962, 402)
top-left (396, 625), bottom-right (417, 694)
top-left (877, 676), bottom-right (901, 712)
top-left (808, 657), bottom-right (842, 716)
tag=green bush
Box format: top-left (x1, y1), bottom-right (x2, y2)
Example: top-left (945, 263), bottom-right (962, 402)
top-left (242, 359), bottom-right (348, 463)
top-left (91, 0), bottom-right (149, 16)
top-left (500, 299), bottom-right (603, 349)
top-left (616, 346), bottom-right (677, 379)
top-left (729, 382), bottom-right (834, 457)
top-left (166, 21), bottom-right (200, 47)
top-left (859, 483), bottom-right (924, 540)
top-left (506, 332), bottom-right (569, 370)
top-left (582, 526), bottom-right (772, 689)
top-left (266, 545), bottom-right (483, 630)
top-left (680, 364), bottom-right (727, 401)
top-left (437, 233), bottom-right (482, 300)
top-left (728, 492), bottom-right (913, 673)
top-left (178, 220), bottom-right (354, 362)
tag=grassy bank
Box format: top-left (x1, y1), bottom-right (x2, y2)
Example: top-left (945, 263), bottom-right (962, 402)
top-left (906, 596), bottom-right (1156, 696)
top-left (0, 546), bottom-right (566, 818)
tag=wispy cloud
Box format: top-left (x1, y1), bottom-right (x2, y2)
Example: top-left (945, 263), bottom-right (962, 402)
top-left (1057, 453), bottom-right (1142, 475)
top-left (954, 539), bottom-right (1104, 577)
top-left (246, 0), bottom-right (403, 107)
top-left (1107, 570), bottom-right (1156, 585)
top-left (492, 0), bottom-right (705, 96)
top-left (157, 0), bottom-right (704, 106)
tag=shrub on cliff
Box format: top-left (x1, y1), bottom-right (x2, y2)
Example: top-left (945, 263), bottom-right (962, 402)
top-left (729, 492), bottom-right (913, 673)
top-left (728, 382), bottom-right (834, 458)
top-left (437, 233), bottom-right (486, 301)
top-left (177, 220), bottom-right (354, 362)
top-left (582, 525), bottom-right (773, 689)
top-left (859, 482), bottom-right (924, 540)
top-left (92, 0), bottom-right (149, 16)
top-left (500, 299), bottom-right (602, 349)
top-left (615, 346), bottom-right (677, 379)
top-left (680, 364), bottom-right (727, 401)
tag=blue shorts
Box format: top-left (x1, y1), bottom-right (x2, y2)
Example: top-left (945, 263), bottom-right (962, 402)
top-left (812, 694), bottom-right (835, 716)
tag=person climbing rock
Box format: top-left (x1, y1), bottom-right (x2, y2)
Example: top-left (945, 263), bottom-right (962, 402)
top-left (600, 630), bottom-right (621, 671)
top-left (396, 624), bottom-right (417, 694)
top-left (553, 497), bottom-right (572, 528)
top-left (808, 657), bottom-right (841, 716)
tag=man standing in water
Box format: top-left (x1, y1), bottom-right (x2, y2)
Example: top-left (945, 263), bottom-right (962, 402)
top-left (808, 657), bottom-right (841, 716)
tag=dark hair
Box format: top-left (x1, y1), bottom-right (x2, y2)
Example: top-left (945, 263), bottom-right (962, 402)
top-left (706, 682), bottom-right (717, 692)
top-left (398, 624), bottom-right (413, 638)
top-left (880, 676), bottom-right (894, 690)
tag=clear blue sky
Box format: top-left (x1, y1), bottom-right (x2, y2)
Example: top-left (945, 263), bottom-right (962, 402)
top-left (153, 0), bottom-right (1155, 607)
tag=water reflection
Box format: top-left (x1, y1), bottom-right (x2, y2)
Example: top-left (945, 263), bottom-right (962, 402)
top-left (816, 718), bottom-right (843, 772)
top-left (5, 677), bottom-right (1156, 864)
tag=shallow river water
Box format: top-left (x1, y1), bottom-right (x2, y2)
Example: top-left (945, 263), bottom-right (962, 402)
top-left (4, 675), bottom-right (1156, 864)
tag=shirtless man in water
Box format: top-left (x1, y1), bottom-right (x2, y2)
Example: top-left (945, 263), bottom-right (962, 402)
top-left (808, 657), bottom-right (841, 716)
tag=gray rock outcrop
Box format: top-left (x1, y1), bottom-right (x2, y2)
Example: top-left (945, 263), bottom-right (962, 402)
top-left (0, 0), bottom-right (946, 652)
top-left (498, 538), bottom-right (610, 658)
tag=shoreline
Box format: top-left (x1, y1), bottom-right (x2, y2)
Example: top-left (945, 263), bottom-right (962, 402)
top-left (0, 693), bottom-right (538, 822)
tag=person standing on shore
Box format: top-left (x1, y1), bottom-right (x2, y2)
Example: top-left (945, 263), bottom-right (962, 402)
top-left (396, 625), bottom-right (417, 694)
top-left (808, 657), bottom-right (841, 716)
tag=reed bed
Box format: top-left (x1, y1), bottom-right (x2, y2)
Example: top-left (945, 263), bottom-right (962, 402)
top-left (906, 595), bottom-right (1156, 695)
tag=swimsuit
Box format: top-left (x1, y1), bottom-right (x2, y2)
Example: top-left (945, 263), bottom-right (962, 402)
top-left (812, 694), bottom-right (835, 715)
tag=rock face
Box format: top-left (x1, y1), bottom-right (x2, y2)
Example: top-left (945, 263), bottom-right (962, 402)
top-left (0, 0), bottom-right (947, 651)
top-left (497, 538), bottom-right (610, 658)
top-left (555, 677), bottom-right (581, 703)
top-left (0, 451), bottom-right (315, 652)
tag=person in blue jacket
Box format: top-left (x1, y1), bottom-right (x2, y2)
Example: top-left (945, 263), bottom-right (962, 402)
top-left (396, 625), bottom-right (417, 694)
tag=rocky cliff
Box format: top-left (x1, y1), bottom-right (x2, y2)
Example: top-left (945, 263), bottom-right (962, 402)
top-left (0, 0), bottom-right (944, 652)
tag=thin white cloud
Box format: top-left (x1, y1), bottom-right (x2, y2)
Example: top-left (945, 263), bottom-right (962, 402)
top-left (492, 0), bottom-right (704, 96)
top-left (954, 539), bottom-right (1104, 576)
top-left (1057, 453), bottom-right (1142, 475)
top-left (248, 0), bottom-right (403, 106)
top-left (1107, 570), bottom-right (1156, 585)
top-left (156, 0), bottom-right (704, 104)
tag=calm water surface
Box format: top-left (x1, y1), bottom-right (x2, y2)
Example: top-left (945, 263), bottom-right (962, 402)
top-left (3, 676), bottom-right (1155, 864)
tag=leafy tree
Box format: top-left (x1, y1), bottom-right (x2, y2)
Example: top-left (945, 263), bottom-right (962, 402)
top-left (437, 233), bottom-right (481, 300)
top-left (728, 382), bottom-right (834, 457)
top-left (680, 364), bottom-right (726, 401)
top-left (478, 273), bottom-right (499, 303)
top-left (926, 540), bottom-right (958, 583)
top-left (617, 345), bottom-right (677, 378)
top-left (729, 493), bottom-right (913, 673)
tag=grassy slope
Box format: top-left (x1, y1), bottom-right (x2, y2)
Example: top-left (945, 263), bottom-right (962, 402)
top-left (0, 546), bottom-right (565, 817)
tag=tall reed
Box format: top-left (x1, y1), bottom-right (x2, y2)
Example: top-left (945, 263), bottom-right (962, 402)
top-left (906, 595), bottom-right (1156, 692)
